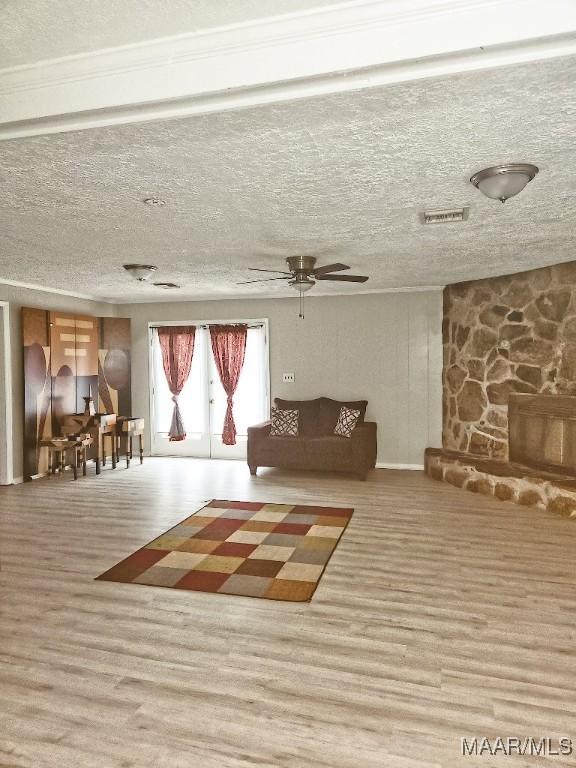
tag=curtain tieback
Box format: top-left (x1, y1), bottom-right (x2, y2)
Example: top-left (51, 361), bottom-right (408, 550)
top-left (172, 395), bottom-right (179, 404)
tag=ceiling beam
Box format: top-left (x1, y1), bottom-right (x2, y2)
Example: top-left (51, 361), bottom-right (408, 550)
top-left (1, 0), bottom-right (575, 140)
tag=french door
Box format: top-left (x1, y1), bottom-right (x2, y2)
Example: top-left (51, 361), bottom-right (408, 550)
top-left (150, 323), bottom-right (269, 460)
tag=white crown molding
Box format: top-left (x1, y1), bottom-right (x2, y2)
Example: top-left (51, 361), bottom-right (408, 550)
top-left (0, 277), bottom-right (114, 303)
top-left (0, 276), bottom-right (443, 305)
top-left (0, 0), bottom-right (575, 139)
top-left (109, 285), bottom-right (445, 305)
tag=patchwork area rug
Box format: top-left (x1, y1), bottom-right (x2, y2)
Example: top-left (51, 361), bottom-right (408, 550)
top-left (96, 499), bottom-right (353, 602)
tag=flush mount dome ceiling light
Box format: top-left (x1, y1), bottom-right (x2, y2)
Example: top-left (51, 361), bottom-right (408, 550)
top-left (123, 264), bottom-right (158, 282)
top-left (470, 164), bottom-right (539, 203)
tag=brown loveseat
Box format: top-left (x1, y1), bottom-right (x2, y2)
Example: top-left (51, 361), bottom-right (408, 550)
top-left (247, 397), bottom-right (377, 480)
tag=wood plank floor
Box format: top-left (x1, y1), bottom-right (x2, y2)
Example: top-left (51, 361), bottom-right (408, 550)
top-left (1, 459), bottom-right (576, 768)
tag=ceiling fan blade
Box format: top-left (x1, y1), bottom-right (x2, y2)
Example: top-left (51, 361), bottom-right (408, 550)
top-left (237, 276), bottom-right (292, 285)
top-left (316, 274), bottom-right (369, 283)
top-left (248, 267), bottom-right (292, 275)
top-left (313, 263), bottom-right (350, 276)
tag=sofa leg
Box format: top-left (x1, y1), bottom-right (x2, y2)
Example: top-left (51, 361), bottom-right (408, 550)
top-left (357, 472), bottom-right (367, 480)
top-left (249, 465), bottom-right (258, 476)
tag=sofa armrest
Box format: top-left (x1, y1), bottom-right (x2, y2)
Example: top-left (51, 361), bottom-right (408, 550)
top-left (248, 420), bottom-right (271, 437)
top-left (350, 421), bottom-right (377, 469)
top-left (247, 420), bottom-right (271, 472)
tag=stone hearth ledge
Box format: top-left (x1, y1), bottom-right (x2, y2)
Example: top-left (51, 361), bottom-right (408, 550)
top-left (425, 447), bottom-right (576, 519)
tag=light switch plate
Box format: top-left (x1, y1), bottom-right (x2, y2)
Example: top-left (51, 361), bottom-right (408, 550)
top-left (283, 372), bottom-right (295, 383)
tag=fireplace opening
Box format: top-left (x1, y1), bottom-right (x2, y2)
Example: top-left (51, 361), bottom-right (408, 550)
top-left (508, 394), bottom-right (576, 475)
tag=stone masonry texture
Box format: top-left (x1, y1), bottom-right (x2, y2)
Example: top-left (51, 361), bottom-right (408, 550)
top-left (443, 260), bottom-right (576, 460)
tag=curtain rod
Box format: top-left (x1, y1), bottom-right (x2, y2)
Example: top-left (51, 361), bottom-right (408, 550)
top-left (153, 322), bottom-right (264, 329)
top-left (199, 322), bottom-right (264, 329)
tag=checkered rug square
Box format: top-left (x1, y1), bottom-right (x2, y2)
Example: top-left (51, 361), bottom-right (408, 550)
top-left (96, 499), bottom-right (353, 601)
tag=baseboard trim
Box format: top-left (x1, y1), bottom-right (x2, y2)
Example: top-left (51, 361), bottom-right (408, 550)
top-left (375, 463), bottom-right (424, 471)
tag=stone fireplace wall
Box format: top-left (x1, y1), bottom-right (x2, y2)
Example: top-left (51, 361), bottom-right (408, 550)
top-left (443, 260), bottom-right (576, 460)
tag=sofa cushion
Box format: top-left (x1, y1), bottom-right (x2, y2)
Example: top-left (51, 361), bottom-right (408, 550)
top-left (319, 397), bottom-right (367, 434)
top-left (258, 436), bottom-right (307, 464)
top-left (274, 397), bottom-right (322, 436)
top-left (304, 436), bottom-right (354, 467)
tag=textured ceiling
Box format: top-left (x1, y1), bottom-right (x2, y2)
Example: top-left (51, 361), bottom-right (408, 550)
top-left (0, 0), bottom-right (345, 68)
top-left (1, 55), bottom-right (576, 303)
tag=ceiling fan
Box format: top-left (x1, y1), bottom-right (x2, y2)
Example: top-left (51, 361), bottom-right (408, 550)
top-left (238, 255), bottom-right (368, 287)
top-left (237, 256), bottom-right (369, 318)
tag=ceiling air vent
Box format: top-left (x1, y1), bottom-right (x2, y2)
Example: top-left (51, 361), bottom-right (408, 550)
top-left (154, 282), bottom-right (181, 290)
top-left (422, 207), bottom-right (469, 224)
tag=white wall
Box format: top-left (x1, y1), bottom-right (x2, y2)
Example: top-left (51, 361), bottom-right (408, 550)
top-left (0, 284), bottom-right (115, 482)
top-left (118, 290), bottom-right (443, 467)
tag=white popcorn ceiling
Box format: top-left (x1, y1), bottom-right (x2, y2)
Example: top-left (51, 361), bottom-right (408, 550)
top-left (1, 55), bottom-right (576, 303)
top-left (0, 0), bottom-right (343, 68)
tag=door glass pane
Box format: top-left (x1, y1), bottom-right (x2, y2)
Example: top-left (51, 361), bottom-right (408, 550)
top-left (210, 327), bottom-right (267, 437)
top-left (153, 328), bottom-right (207, 438)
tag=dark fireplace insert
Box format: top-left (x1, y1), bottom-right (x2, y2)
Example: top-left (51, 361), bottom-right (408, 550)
top-left (508, 393), bottom-right (576, 475)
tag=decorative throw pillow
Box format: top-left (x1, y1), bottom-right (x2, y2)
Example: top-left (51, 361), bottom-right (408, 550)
top-left (274, 397), bottom-right (322, 436)
top-left (334, 406), bottom-right (361, 438)
top-left (270, 407), bottom-right (299, 437)
top-left (319, 397), bottom-right (367, 434)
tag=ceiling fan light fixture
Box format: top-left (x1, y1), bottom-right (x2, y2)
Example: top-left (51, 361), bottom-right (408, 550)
top-left (123, 263), bottom-right (158, 282)
top-left (470, 164), bottom-right (538, 203)
top-left (289, 277), bottom-right (315, 293)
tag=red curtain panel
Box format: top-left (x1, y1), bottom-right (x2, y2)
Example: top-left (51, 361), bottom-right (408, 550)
top-left (209, 325), bottom-right (248, 445)
top-left (157, 327), bottom-right (196, 441)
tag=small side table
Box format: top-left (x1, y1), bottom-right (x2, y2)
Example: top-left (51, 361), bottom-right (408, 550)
top-left (40, 435), bottom-right (94, 480)
top-left (116, 417), bottom-right (145, 468)
top-left (61, 413), bottom-right (117, 474)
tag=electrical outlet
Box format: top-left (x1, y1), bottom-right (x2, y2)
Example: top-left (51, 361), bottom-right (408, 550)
top-left (283, 372), bottom-right (295, 383)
